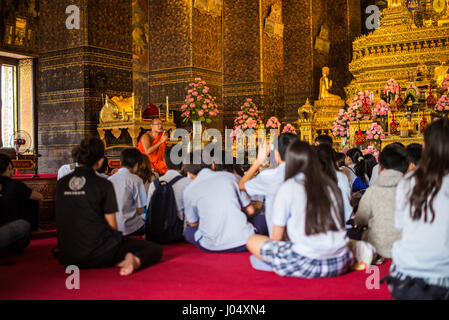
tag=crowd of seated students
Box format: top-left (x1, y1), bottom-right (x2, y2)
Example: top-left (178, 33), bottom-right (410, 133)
top-left (1, 118), bottom-right (448, 299)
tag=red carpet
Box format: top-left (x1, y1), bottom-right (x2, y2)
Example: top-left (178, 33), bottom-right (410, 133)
top-left (0, 237), bottom-right (392, 300)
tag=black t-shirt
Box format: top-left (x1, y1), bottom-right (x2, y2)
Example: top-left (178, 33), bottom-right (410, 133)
top-left (56, 166), bottom-right (123, 266)
top-left (0, 176), bottom-right (32, 226)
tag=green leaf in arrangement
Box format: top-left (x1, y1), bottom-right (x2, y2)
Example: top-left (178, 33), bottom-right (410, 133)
top-left (199, 116), bottom-right (205, 122)
top-left (206, 118), bottom-right (212, 124)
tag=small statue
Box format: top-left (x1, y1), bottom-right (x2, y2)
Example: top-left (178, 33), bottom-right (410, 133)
top-left (99, 96), bottom-right (119, 123)
top-left (319, 67), bottom-right (341, 100)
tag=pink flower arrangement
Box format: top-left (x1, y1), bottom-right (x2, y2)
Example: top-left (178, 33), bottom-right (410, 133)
top-left (372, 100), bottom-right (391, 118)
top-left (347, 99), bottom-right (372, 121)
top-left (231, 98), bottom-right (262, 137)
top-left (383, 78), bottom-right (401, 95)
top-left (442, 75), bottom-right (449, 91)
top-left (332, 108), bottom-right (350, 138)
top-left (266, 116), bottom-right (281, 129)
top-left (282, 123), bottom-right (297, 135)
top-left (434, 94), bottom-right (449, 113)
top-left (365, 123), bottom-right (386, 142)
top-left (363, 146), bottom-right (380, 161)
top-left (181, 78), bottom-right (219, 124)
top-left (357, 91), bottom-right (374, 105)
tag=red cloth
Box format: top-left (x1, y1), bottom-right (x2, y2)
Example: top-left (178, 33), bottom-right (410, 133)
top-left (0, 238), bottom-right (393, 300)
top-left (137, 132), bottom-right (168, 175)
top-left (12, 174), bottom-right (58, 181)
top-left (142, 101), bottom-right (159, 118)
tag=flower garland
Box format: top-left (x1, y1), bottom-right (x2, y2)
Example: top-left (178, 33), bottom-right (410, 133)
top-left (181, 78), bottom-right (219, 124)
top-left (282, 123), bottom-right (297, 135)
top-left (383, 78), bottom-right (401, 95)
top-left (372, 100), bottom-right (391, 118)
top-left (332, 109), bottom-right (350, 138)
top-left (365, 122), bottom-right (386, 141)
top-left (232, 98), bottom-right (261, 133)
top-left (434, 94), bottom-right (449, 113)
top-left (266, 116), bottom-right (281, 129)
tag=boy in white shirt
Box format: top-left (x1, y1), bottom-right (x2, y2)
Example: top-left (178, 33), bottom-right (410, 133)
top-left (239, 133), bottom-right (299, 237)
top-left (109, 148), bottom-right (147, 236)
top-left (183, 155), bottom-right (261, 253)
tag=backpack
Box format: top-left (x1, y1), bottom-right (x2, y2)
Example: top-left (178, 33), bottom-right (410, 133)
top-left (145, 175), bottom-right (184, 244)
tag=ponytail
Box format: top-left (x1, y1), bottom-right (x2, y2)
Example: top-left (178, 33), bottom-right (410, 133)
top-left (347, 148), bottom-right (368, 184)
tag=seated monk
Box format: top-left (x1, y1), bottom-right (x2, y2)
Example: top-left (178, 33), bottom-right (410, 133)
top-left (137, 119), bottom-right (168, 175)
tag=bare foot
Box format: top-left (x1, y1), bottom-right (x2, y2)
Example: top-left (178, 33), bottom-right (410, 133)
top-left (118, 253), bottom-right (141, 276)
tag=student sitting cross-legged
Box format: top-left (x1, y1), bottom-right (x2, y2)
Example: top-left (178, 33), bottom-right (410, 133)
top-left (247, 141), bottom-right (354, 278)
top-left (238, 133), bottom-right (299, 238)
top-left (354, 143), bottom-right (409, 259)
top-left (108, 148), bottom-right (148, 237)
top-left (183, 153), bottom-right (264, 253)
top-left (56, 138), bottom-right (162, 276)
top-left (383, 118), bottom-right (449, 300)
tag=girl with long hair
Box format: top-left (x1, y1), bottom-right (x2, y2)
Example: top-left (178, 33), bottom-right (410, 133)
top-left (346, 148), bottom-right (369, 194)
top-left (316, 144), bottom-right (353, 226)
top-left (247, 141), bottom-right (353, 278)
top-left (386, 118), bottom-right (449, 298)
top-left (136, 154), bottom-right (158, 193)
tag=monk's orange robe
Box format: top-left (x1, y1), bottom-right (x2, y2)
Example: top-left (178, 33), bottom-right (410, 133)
top-left (137, 132), bottom-right (168, 175)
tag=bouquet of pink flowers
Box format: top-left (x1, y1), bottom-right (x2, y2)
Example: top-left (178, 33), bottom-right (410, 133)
top-left (365, 122), bottom-right (386, 141)
top-left (181, 78), bottom-right (219, 124)
top-left (434, 94), bottom-right (449, 113)
top-left (372, 100), bottom-right (391, 118)
top-left (442, 75), bottom-right (449, 91)
top-left (363, 146), bottom-right (380, 161)
top-left (357, 90), bottom-right (374, 105)
top-left (231, 98), bottom-right (261, 137)
top-left (332, 109), bottom-right (350, 138)
top-left (282, 123), bottom-right (297, 135)
top-left (384, 78), bottom-right (401, 95)
top-left (266, 116), bottom-right (280, 129)
top-left (347, 98), bottom-right (372, 121)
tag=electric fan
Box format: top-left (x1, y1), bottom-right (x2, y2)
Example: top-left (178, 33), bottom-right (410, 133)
top-left (9, 130), bottom-right (33, 159)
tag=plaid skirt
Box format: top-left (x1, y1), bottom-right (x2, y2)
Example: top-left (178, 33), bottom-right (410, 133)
top-left (260, 241), bottom-right (354, 278)
top-left (389, 263), bottom-right (449, 289)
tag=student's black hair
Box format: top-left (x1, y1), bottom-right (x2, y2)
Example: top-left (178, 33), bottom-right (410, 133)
top-left (346, 148), bottom-right (368, 184)
top-left (335, 152), bottom-right (346, 168)
top-left (285, 140), bottom-right (344, 235)
top-left (164, 146), bottom-right (182, 171)
top-left (406, 143), bottom-right (423, 166)
top-left (363, 154), bottom-right (378, 180)
top-left (181, 152), bottom-right (210, 176)
top-left (378, 144), bottom-right (409, 174)
top-left (0, 153), bottom-right (13, 174)
top-left (120, 148), bottom-right (143, 169)
top-left (76, 137), bottom-right (105, 167)
top-left (276, 133), bottom-right (300, 161)
top-left (316, 144), bottom-right (338, 184)
top-left (97, 156), bottom-right (109, 174)
top-left (315, 135), bottom-right (333, 146)
top-left (71, 146), bottom-right (80, 162)
top-left (212, 150), bottom-right (244, 177)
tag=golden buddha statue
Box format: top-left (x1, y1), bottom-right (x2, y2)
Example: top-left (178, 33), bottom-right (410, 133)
top-left (435, 63), bottom-right (448, 88)
top-left (319, 67), bottom-right (341, 100)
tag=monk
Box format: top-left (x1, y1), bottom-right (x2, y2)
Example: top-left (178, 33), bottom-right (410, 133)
top-left (138, 119), bottom-right (169, 175)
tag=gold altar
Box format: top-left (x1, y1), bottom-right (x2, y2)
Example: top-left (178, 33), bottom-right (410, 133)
top-left (297, 1), bottom-right (448, 150)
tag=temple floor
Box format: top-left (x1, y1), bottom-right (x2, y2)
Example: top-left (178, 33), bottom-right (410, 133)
top-left (0, 235), bottom-right (392, 300)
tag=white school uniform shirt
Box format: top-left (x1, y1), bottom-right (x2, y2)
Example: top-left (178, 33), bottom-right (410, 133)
top-left (369, 164), bottom-right (380, 185)
top-left (57, 163), bottom-right (78, 180)
top-left (392, 172), bottom-right (449, 279)
top-left (244, 162), bottom-right (285, 237)
top-left (147, 170), bottom-right (191, 220)
top-left (108, 168), bottom-right (147, 236)
top-left (272, 174), bottom-right (349, 259)
top-left (183, 169), bottom-right (254, 251)
top-left (336, 171), bottom-right (353, 226)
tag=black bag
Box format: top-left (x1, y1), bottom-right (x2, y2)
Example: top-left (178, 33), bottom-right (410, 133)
top-left (145, 176), bottom-right (184, 244)
top-left (381, 275), bottom-right (449, 300)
